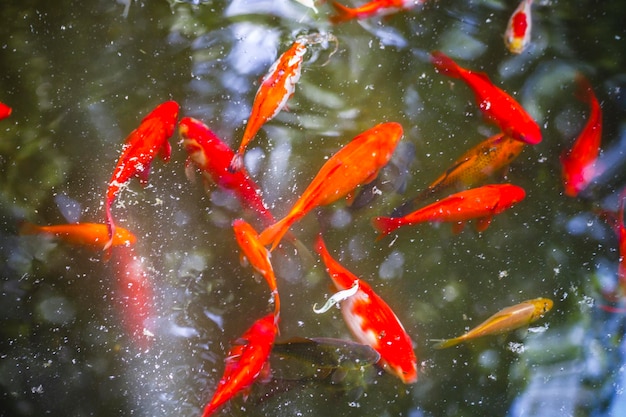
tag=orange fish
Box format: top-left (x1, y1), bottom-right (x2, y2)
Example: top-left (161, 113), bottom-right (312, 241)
top-left (201, 313), bottom-right (278, 417)
top-left (504, 0), bottom-right (533, 54)
top-left (104, 100), bottom-right (179, 250)
top-left (258, 122), bottom-right (403, 250)
top-left (0, 102), bottom-right (11, 120)
top-left (179, 117), bottom-right (275, 226)
top-left (431, 51), bottom-right (542, 145)
top-left (113, 247), bottom-right (154, 349)
top-left (597, 188), bottom-right (626, 300)
top-left (329, 0), bottom-right (422, 24)
top-left (19, 221), bottom-right (136, 250)
top-left (560, 74), bottom-right (603, 197)
top-left (373, 183), bottom-right (526, 238)
top-left (315, 234), bottom-right (418, 383)
top-left (232, 219), bottom-right (281, 317)
top-left (230, 33), bottom-right (337, 171)
top-left (392, 133), bottom-right (525, 216)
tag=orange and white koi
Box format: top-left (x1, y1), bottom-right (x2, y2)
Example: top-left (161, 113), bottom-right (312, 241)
top-left (104, 100), bottom-right (179, 250)
top-left (0, 102), bottom-right (11, 120)
top-left (329, 0), bottom-right (422, 24)
top-left (201, 313), bottom-right (278, 417)
top-left (19, 221), bottom-right (136, 250)
top-left (431, 51), bottom-right (542, 145)
top-left (258, 122), bottom-right (403, 250)
top-left (315, 234), bottom-right (417, 383)
top-left (113, 247), bottom-right (155, 349)
top-left (179, 117), bottom-right (276, 226)
top-left (373, 183), bottom-right (526, 238)
top-left (232, 219), bottom-right (281, 317)
top-left (504, 0), bottom-right (533, 54)
top-left (230, 33), bottom-right (337, 171)
top-left (392, 133), bottom-right (525, 216)
top-left (560, 74), bottom-right (603, 197)
top-left (433, 297), bottom-right (553, 349)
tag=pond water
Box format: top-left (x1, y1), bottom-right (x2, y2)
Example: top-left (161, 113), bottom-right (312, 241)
top-left (1, 0), bottom-right (626, 416)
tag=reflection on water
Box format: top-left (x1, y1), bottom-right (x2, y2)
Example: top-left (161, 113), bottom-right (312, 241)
top-left (1, 0), bottom-right (626, 416)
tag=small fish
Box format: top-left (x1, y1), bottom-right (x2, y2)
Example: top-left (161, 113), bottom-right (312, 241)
top-left (271, 336), bottom-right (380, 379)
top-left (201, 313), bottom-right (278, 417)
top-left (431, 51), bottom-right (542, 145)
top-left (104, 100), bottom-right (179, 250)
top-left (329, 0), bottom-right (422, 24)
top-left (504, 0), bottom-right (533, 54)
top-left (596, 188), bottom-right (626, 300)
top-left (0, 102), bottom-right (12, 120)
top-left (19, 221), bottom-right (136, 250)
top-left (433, 297), bottom-right (553, 349)
top-left (112, 247), bottom-right (155, 349)
top-left (392, 133), bottom-right (525, 216)
top-left (313, 281), bottom-right (360, 313)
top-left (373, 184), bottom-right (526, 238)
top-left (179, 117), bottom-right (275, 226)
top-left (232, 219), bottom-right (281, 317)
top-left (258, 122), bottom-right (403, 250)
top-left (560, 74), bottom-right (603, 197)
top-left (230, 33), bottom-right (338, 171)
top-left (315, 234), bottom-right (418, 384)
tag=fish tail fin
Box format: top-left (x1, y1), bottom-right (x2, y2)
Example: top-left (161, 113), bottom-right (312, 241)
top-left (574, 73), bottom-right (594, 104)
top-left (432, 337), bottom-right (462, 349)
top-left (17, 220), bottom-right (40, 236)
top-left (258, 217), bottom-right (294, 252)
top-left (229, 152), bottom-right (244, 173)
top-left (371, 216), bottom-right (402, 239)
top-left (329, 1), bottom-right (356, 24)
top-left (430, 51), bottom-right (462, 78)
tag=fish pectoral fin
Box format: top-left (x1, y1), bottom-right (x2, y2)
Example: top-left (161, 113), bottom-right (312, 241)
top-left (475, 216), bottom-right (493, 232)
top-left (159, 140), bottom-right (172, 162)
top-left (137, 165), bottom-right (151, 187)
top-left (184, 159), bottom-right (198, 183)
top-left (451, 222), bottom-right (466, 234)
top-left (258, 360), bottom-right (273, 384)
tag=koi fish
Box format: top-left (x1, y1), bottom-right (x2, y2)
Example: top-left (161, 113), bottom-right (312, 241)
top-left (560, 74), bottom-right (603, 197)
top-left (373, 183), bottom-right (526, 238)
top-left (19, 221), bottom-right (136, 250)
top-left (258, 122), bottom-right (403, 250)
top-left (179, 117), bottom-right (275, 226)
top-left (433, 297), bottom-right (553, 349)
top-left (104, 100), bottom-right (179, 250)
top-left (232, 219), bottom-right (281, 317)
top-left (230, 33), bottom-right (337, 171)
top-left (315, 234), bottom-right (418, 384)
top-left (431, 51), bottom-right (542, 145)
top-left (202, 313), bottom-right (278, 417)
top-left (329, 0), bottom-right (422, 24)
top-left (113, 247), bottom-right (154, 349)
top-left (392, 133), bottom-right (525, 217)
top-left (0, 102), bottom-right (12, 120)
top-left (504, 0), bottom-right (533, 54)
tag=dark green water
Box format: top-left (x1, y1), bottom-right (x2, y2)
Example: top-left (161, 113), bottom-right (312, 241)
top-left (1, 0), bottom-right (626, 416)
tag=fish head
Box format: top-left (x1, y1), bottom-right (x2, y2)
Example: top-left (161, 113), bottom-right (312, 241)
top-left (529, 298), bottom-right (553, 322)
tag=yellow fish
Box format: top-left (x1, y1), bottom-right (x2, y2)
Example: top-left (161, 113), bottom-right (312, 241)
top-left (433, 298), bottom-right (553, 349)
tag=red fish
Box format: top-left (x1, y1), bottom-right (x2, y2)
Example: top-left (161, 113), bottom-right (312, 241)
top-left (104, 100), bottom-right (179, 250)
top-left (201, 313), bottom-right (278, 417)
top-left (179, 117), bottom-right (275, 226)
top-left (232, 219), bottom-right (281, 317)
top-left (392, 133), bottom-right (525, 216)
top-left (373, 184), bottom-right (526, 238)
top-left (329, 0), bottom-right (422, 24)
top-left (113, 247), bottom-right (154, 349)
top-left (19, 221), bottom-right (136, 250)
top-left (258, 122), bottom-right (403, 250)
top-left (504, 0), bottom-right (533, 54)
top-left (230, 33), bottom-right (337, 171)
top-left (431, 51), bottom-right (542, 145)
top-left (560, 74), bottom-right (603, 197)
top-left (315, 234), bottom-right (418, 383)
top-left (0, 102), bottom-right (11, 120)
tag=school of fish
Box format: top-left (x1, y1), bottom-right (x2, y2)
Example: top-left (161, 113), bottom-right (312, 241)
top-left (12, 1), bottom-right (625, 416)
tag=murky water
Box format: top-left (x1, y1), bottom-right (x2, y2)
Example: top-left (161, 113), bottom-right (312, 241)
top-left (1, 0), bottom-right (626, 416)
